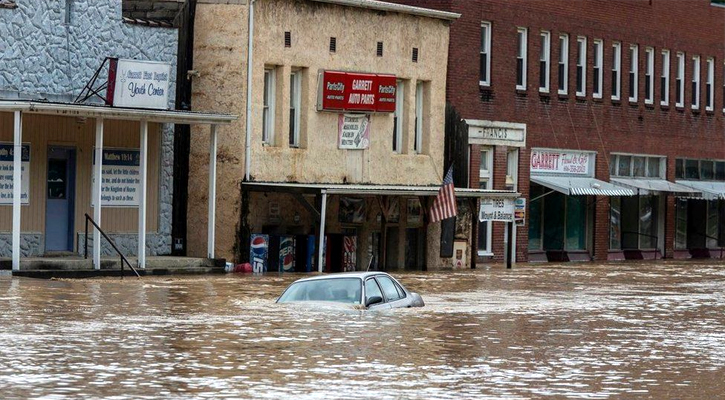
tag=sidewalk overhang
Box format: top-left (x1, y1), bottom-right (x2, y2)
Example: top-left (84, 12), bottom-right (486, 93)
top-left (531, 175), bottom-right (635, 197)
top-left (0, 100), bottom-right (237, 125)
top-left (610, 177), bottom-right (702, 197)
top-left (675, 180), bottom-right (725, 200)
top-left (242, 181), bottom-right (520, 198)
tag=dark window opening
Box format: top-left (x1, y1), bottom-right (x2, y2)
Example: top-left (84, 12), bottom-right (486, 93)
top-left (284, 31), bottom-right (291, 48)
top-left (329, 37), bottom-right (336, 53)
top-left (412, 47), bottom-right (419, 63)
top-left (377, 41), bottom-right (383, 57)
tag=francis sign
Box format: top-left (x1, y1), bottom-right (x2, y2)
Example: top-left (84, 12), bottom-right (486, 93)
top-left (107, 59), bottom-right (171, 110)
top-left (318, 70), bottom-right (396, 113)
top-left (479, 197), bottom-right (515, 222)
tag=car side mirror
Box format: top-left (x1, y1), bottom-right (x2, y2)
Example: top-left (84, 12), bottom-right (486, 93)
top-left (365, 296), bottom-right (383, 307)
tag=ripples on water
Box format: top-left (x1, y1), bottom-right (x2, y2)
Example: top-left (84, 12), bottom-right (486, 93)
top-left (1, 261), bottom-right (724, 399)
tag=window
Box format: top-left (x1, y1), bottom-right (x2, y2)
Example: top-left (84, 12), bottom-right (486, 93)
top-left (364, 278), bottom-right (383, 302)
top-left (393, 81), bottom-right (404, 153)
top-left (612, 42), bottom-right (621, 100)
top-left (723, 61), bottom-right (725, 114)
top-left (480, 22), bottom-right (492, 86)
top-left (289, 71), bottom-right (301, 147)
top-left (676, 52), bottom-right (685, 107)
top-left (660, 50), bottom-right (670, 105)
top-left (629, 44), bottom-right (638, 103)
top-left (478, 148), bottom-right (493, 255)
top-left (678, 158), bottom-right (725, 181)
top-left (576, 36), bottom-right (587, 96)
top-left (262, 69), bottom-right (276, 144)
top-left (558, 34), bottom-right (569, 95)
top-left (414, 81), bottom-right (424, 154)
top-left (539, 31), bottom-right (551, 92)
top-left (692, 55), bottom-right (700, 110)
top-left (506, 149), bottom-right (518, 190)
top-left (706, 57), bottom-right (714, 111)
top-left (593, 39), bottom-right (603, 98)
top-left (610, 154), bottom-right (664, 178)
top-left (376, 276), bottom-right (403, 302)
top-left (645, 47), bottom-right (654, 104)
top-left (516, 27), bottom-right (528, 90)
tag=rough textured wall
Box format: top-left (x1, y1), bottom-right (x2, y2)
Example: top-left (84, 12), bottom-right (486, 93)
top-left (0, 0), bottom-right (178, 256)
top-left (189, 0), bottom-right (451, 262)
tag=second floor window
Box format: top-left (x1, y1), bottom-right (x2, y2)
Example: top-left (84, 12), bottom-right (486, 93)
top-left (414, 81), bottom-right (424, 154)
top-left (539, 31), bottom-right (550, 92)
top-left (629, 44), bottom-right (638, 103)
top-left (593, 39), bottom-right (603, 98)
top-left (661, 50), bottom-right (670, 105)
top-left (612, 42), bottom-right (621, 100)
top-left (393, 81), bottom-right (404, 153)
top-left (645, 47), bottom-right (654, 104)
top-left (516, 27), bottom-right (527, 90)
top-left (558, 34), bottom-right (569, 95)
top-left (692, 55), bottom-right (700, 110)
top-left (676, 52), bottom-right (685, 107)
top-left (480, 22), bottom-right (491, 86)
top-left (263, 69), bottom-right (276, 144)
top-left (289, 71), bottom-right (301, 147)
top-left (706, 57), bottom-right (714, 111)
top-left (576, 36), bottom-right (587, 96)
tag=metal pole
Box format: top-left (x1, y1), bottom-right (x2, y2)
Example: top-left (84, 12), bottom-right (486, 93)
top-left (244, 0), bottom-right (255, 181)
top-left (84, 216), bottom-right (88, 259)
top-left (93, 118), bottom-right (104, 270)
top-left (11, 111), bottom-right (22, 271)
top-left (506, 222), bottom-right (513, 269)
top-left (317, 190), bottom-right (328, 273)
top-left (138, 120), bottom-right (148, 269)
top-left (208, 125), bottom-right (218, 259)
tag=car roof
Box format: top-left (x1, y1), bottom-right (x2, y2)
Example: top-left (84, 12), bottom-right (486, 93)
top-left (290, 271), bottom-right (392, 283)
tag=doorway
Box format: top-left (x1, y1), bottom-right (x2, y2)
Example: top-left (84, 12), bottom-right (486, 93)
top-left (45, 147), bottom-right (76, 253)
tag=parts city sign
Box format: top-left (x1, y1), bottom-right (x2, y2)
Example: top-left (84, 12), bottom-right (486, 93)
top-left (317, 70), bottom-right (396, 113)
top-left (107, 58), bottom-right (171, 110)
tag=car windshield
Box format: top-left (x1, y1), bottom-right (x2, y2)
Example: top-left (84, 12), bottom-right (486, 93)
top-left (278, 278), bottom-right (362, 304)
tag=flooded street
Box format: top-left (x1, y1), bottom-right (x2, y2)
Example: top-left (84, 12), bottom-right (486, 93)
top-left (1, 261), bottom-right (724, 399)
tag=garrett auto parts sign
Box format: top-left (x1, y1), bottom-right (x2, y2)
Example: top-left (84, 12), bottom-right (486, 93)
top-left (318, 70), bottom-right (396, 113)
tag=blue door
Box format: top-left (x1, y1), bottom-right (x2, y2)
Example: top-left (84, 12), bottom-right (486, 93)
top-left (45, 147), bottom-right (76, 252)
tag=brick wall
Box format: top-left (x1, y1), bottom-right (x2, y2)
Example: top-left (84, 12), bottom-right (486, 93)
top-left (389, 0), bottom-right (725, 262)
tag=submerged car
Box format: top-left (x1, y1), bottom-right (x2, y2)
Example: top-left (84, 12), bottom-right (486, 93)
top-left (276, 272), bottom-right (425, 309)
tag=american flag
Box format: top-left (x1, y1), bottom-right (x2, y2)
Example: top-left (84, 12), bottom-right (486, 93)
top-left (430, 166), bottom-right (457, 223)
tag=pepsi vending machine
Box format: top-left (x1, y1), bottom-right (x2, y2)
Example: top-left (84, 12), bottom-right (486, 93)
top-left (250, 234), bottom-right (269, 274)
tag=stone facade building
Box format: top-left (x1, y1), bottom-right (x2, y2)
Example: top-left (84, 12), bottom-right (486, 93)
top-left (390, 0), bottom-right (725, 263)
top-left (186, 0), bottom-right (514, 271)
top-left (0, 0), bottom-right (178, 257)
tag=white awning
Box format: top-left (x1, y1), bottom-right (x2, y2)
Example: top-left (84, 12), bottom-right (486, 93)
top-left (531, 175), bottom-right (635, 196)
top-left (675, 180), bottom-right (725, 200)
top-left (610, 178), bottom-right (702, 197)
top-left (242, 181), bottom-right (519, 198)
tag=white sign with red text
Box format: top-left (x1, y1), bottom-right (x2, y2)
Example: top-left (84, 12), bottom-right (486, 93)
top-left (530, 149), bottom-right (592, 175)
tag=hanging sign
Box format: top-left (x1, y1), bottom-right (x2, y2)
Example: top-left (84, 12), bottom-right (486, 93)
top-left (530, 149), bottom-right (592, 175)
top-left (318, 70), bottom-right (397, 113)
top-left (92, 148), bottom-right (141, 207)
top-left (338, 114), bottom-right (370, 149)
top-left (0, 143), bottom-right (30, 205)
top-left (479, 197), bottom-right (515, 222)
top-left (107, 58), bottom-right (171, 110)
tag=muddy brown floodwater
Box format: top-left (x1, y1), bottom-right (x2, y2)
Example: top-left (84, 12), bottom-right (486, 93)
top-left (1, 261), bottom-right (725, 399)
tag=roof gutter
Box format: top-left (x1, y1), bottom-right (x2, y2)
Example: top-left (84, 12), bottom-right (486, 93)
top-left (244, 0), bottom-right (255, 181)
top-left (310, 0), bottom-right (460, 21)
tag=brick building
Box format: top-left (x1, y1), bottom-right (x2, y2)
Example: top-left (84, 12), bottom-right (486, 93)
top-left (390, 0), bottom-right (725, 263)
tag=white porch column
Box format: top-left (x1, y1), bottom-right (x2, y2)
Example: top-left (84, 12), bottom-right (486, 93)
top-left (93, 118), bottom-right (104, 269)
top-left (317, 190), bottom-right (328, 273)
top-left (207, 125), bottom-right (217, 259)
top-left (11, 111), bottom-right (22, 271)
top-left (138, 120), bottom-right (148, 269)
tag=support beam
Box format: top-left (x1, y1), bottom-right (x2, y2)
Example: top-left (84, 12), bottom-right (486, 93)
top-left (208, 124), bottom-right (218, 259)
top-left (11, 111), bottom-right (22, 271)
top-left (138, 120), bottom-right (148, 269)
top-left (93, 118), bottom-right (104, 269)
top-left (317, 190), bottom-right (328, 273)
top-left (292, 192), bottom-right (321, 223)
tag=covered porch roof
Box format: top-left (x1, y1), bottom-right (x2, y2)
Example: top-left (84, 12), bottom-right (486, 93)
top-left (242, 181), bottom-right (520, 198)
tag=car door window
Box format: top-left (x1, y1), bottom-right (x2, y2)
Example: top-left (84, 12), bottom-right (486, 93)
top-left (365, 278), bottom-right (384, 303)
top-left (376, 276), bottom-right (402, 302)
top-left (393, 281), bottom-right (407, 299)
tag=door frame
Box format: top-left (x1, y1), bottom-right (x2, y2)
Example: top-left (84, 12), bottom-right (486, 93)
top-left (44, 145), bottom-right (76, 252)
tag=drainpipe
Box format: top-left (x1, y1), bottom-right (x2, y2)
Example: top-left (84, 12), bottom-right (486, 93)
top-left (244, 0), bottom-right (255, 181)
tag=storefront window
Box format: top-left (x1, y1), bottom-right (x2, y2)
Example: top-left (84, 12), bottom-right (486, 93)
top-left (675, 159), bottom-right (684, 179)
top-left (610, 197), bottom-right (622, 250)
top-left (633, 156), bottom-right (646, 177)
top-left (566, 196), bottom-right (587, 250)
top-left (639, 196), bottom-right (658, 249)
top-left (528, 184), bottom-right (544, 251)
top-left (685, 159), bottom-right (700, 179)
top-left (707, 200), bottom-right (719, 248)
top-left (717, 162), bottom-right (725, 181)
top-left (478, 148), bottom-right (493, 254)
top-left (618, 155), bottom-right (632, 177)
top-left (675, 199), bottom-right (687, 250)
top-left (701, 161), bottom-right (715, 180)
top-left (647, 158), bottom-right (661, 178)
top-left (543, 192), bottom-right (565, 250)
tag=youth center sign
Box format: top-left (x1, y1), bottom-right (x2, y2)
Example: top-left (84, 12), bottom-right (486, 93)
top-left (107, 59), bottom-right (171, 110)
top-left (0, 143), bottom-right (30, 204)
top-left (92, 149), bottom-right (141, 207)
top-left (318, 70), bottom-right (396, 113)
